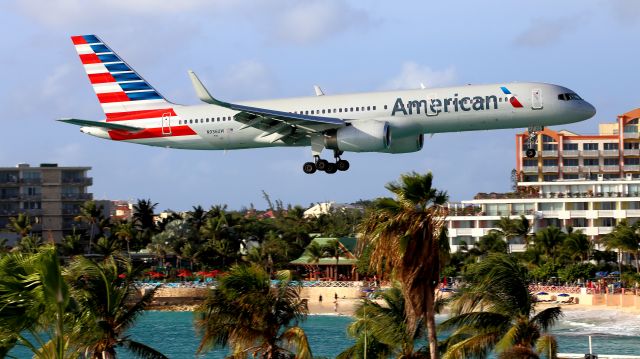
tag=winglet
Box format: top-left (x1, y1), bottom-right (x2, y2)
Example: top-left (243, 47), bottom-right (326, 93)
top-left (314, 85), bottom-right (325, 96)
top-left (188, 70), bottom-right (229, 107)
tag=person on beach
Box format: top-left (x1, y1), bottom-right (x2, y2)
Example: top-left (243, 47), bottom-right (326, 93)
top-left (334, 300), bottom-right (338, 312)
top-left (334, 292), bottom-right (338, 301)
top-left (319, 295), bottom-right (323, 302)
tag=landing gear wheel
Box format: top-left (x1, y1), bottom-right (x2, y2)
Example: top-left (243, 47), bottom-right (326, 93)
top-left (325, 163), bottom-right (338, 174)
top-left (525, 149), bottom-right (537, 158)
top-left (336, 159), bottom-right (350, 171)
top-left (316, 159), bottom-right (329, 171)
top-left (303, 162), bottom-right (316, 174)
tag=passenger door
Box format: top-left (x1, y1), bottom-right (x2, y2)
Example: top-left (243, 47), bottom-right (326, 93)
top-left (161, 112), bottom-right (172, 135)
top-left (531, 89), bottom-right (543, 110)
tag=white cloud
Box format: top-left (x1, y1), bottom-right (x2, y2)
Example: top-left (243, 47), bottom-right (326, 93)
top-left (607, 0), bottom-right (640, 23)
top-left (10, 0), bottom-right (217, 26)
top-left (383, 62), bottom-right (457, 90)
top-left (272, 0), bottom-right (371, 45)
top-left (513, 17), bottom-right (578, 48)
top-left (218, 60), bottom-right (276, 100)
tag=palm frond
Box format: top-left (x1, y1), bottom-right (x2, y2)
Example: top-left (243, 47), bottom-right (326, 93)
top-left (120, 339), bottom-right (169, 359)
top-left (536, 334), bottom-right (558, 359)
top-left (531, 307), bottom-right (563, 332)
top-left (279, 326), bottom-right (312, 359)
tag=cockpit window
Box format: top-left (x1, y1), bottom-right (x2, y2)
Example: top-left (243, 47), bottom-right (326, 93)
top-left (558, 93), bottom-right (583, 101)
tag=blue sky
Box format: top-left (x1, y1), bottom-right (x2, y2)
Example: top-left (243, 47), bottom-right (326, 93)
top-left (1, 0), bottom-right (639, 211)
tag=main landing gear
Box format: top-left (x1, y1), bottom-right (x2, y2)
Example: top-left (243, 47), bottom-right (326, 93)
top-left (525, 126), bottom-right (543, 158)
top-left (303, 151), bottom-right (350, 174)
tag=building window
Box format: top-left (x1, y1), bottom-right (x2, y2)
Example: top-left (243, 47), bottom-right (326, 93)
top-left (563, 143), bottom-right (578, 151)
top-left (523, 159), bottom-right (537, 167)
top-left (604, 158), bottom-right (618, 166)
top-left (563, 158), bottom-right (579, 166)
top-left (563, 174), bottom-right (579, 179)
top-left (542, 135), bottom-right (555, 143)
top-left (523, 175), bottom-right (538, 182)
top-left (543, 159), bottom-right (558, 166)
top-left (599, 202), bottom-right (616, 210)
top-left (542, 143), bottom-right (557, 151)
top-left (604, 143), bottom-right (619, 150)
top-left (600, 217), bottom-right (615, 227)
top-left (543, 174), bottom-right (559, 181)
top-left (571, 218), bottom-right (587, 227)
top-left (583, 158), bottom-right (599, 166)
top-left (624, 142), bottom-right (640, 150)
top-left (625, 158), bottom-right (640, 165)
top-left (583, 143), bottom-right (599, 150)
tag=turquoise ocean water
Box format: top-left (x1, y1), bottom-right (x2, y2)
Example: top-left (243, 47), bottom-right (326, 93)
top-left (8, 309), bottom-right (640, 358)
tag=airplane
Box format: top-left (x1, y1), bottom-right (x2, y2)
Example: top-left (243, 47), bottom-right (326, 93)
top-left (60, 35), bottom-right (596, 174)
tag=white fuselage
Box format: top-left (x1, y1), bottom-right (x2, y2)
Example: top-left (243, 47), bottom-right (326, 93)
top-left (81, 82), bottom-right (596, 152)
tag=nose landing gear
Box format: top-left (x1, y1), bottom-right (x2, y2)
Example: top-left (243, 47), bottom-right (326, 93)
top-left (525, 126), bottom-right (543, 158)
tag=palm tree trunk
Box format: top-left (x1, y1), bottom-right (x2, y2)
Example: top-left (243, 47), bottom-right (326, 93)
top-left (636, 250), bottom-right (639, 274)
top-left (425, 287), bottom-right (439, 359)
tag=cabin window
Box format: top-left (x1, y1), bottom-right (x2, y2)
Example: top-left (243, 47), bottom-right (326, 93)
top-left (350, 107), bottom-right (353, 112)
top-left (367, 106), bottom-right (371, 111)
top-left (373, 106), bottom-right (376, 110)
top-left (384, 105), bottom-right (388, 110)
top-left (339, 108), bottom-right (342, 113)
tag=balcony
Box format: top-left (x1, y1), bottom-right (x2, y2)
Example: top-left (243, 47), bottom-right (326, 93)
top-left (582, 165), bottom-right (600, 172)
top-left (597, 227), bottom-right (614, 235)
top-left (562, 150), bottom-right (579, 157)
top-left (542, 165), bottom-right (558, 172)
top-left (603, 149), bottom-right (619, 157)
top-left (61, 193), bottom-right (93, 200)
top-left (541, 150), bottom-right (558, 157)
top-left (602, 165), bottom-right (620, 172)
top-left (624, 132), bottom-right (640, 139)
top-left (582, 150), bottom-right (600, 157)
top-left (624, 149), bottom-right (640, 156)
top-left (624, 165), bottom-right (640, 172)
top-left (562, 166), bottom-right (579, 173)
top-left (522, 166), bottom-right (538, 173)
top-left (62, 177), bottom-right (93, 186)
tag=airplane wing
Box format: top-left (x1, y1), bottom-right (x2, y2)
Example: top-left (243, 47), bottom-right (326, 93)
top-left (58, 118), bottom-right (143, 132)
top-left (188, 71), bottom-right (346, 143)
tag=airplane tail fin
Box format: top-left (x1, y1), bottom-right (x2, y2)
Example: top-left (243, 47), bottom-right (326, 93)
top-left (70, 34), bottom-right (174, 121)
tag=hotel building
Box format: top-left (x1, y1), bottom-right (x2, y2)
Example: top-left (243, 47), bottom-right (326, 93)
top-left (447, 108), bottom-right (640, 252)
top-left (0, 163), bottom-right (93, 242)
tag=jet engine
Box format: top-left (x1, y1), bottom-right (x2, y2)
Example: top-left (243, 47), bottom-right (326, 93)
top-left (324, 121), bottom-right (390, 152)
top-left (384, 134), bottom-right (424, 153)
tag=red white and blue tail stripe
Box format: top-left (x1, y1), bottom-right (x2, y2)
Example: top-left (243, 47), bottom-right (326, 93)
top-left (71, 34), bottom-right (175, 121)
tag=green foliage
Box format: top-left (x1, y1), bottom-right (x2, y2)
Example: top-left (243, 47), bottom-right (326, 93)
top-left (194, 264), bottom-right (311, 358)
top-left (441, 254), bottom-right (562, 359)
top-left (558, 263), bottom-right (596, 283)
top-left (529, 262), bottom-right (561, 282)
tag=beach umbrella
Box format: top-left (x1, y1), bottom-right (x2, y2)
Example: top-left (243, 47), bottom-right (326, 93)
top-left (361, 288), bottom-right (375, 292)
top-left (536, 291), bottom-right (548, 295)
top-left (177, 270), bottom-right (192, 277)
top-left (557, 293), bottom-right (570, 297)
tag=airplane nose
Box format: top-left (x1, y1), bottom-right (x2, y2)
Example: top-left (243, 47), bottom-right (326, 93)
top-left (584, 102), bottom-right (596, 119)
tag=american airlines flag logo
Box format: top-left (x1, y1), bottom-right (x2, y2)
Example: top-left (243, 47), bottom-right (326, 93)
top-left (500, 86), bottom-right (524, 108)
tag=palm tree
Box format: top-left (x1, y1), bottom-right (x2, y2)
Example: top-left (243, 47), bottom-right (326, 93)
top-left (360, 171), bottom-right (448, 359)
top-left (491, 216), bottom-right (518, 251)
top-left (195, 264), bottom-right (312, 358)
top-left (93, 236), bottom-right (123, 257)
top-left (561, 227), bottom-right (591, 264)
top-left (534, 226), bottom-right (566, 265)
top-left (114, 221), bottom-right (135, 258)
top-left (306, 241), bottom-right (326, 280)
top-left (65, 255), bottom-right (167, 359)
top-left (75, 200), bottom-right (104, 254)
top-left (440, 253), bottom-right (562, 359)
top-left (600, 220), bottom-right (640, 275)
top-left (6, 212), bottom-right (32, 238)
top-left (338, 285), bottom-right (425, 359)
top-left (132, 199), bottom-right (158, 248)
top-left (0, 246), bottom-right (80, 358)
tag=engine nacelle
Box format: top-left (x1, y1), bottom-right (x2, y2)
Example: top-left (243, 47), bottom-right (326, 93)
top-left (384, 134), bottom-right (424, 154)
top-left (324, 121), bottom-right (390, 152)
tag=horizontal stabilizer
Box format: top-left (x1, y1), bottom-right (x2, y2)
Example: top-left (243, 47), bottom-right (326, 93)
top-left (58, 118), bottom-right (143, 132)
